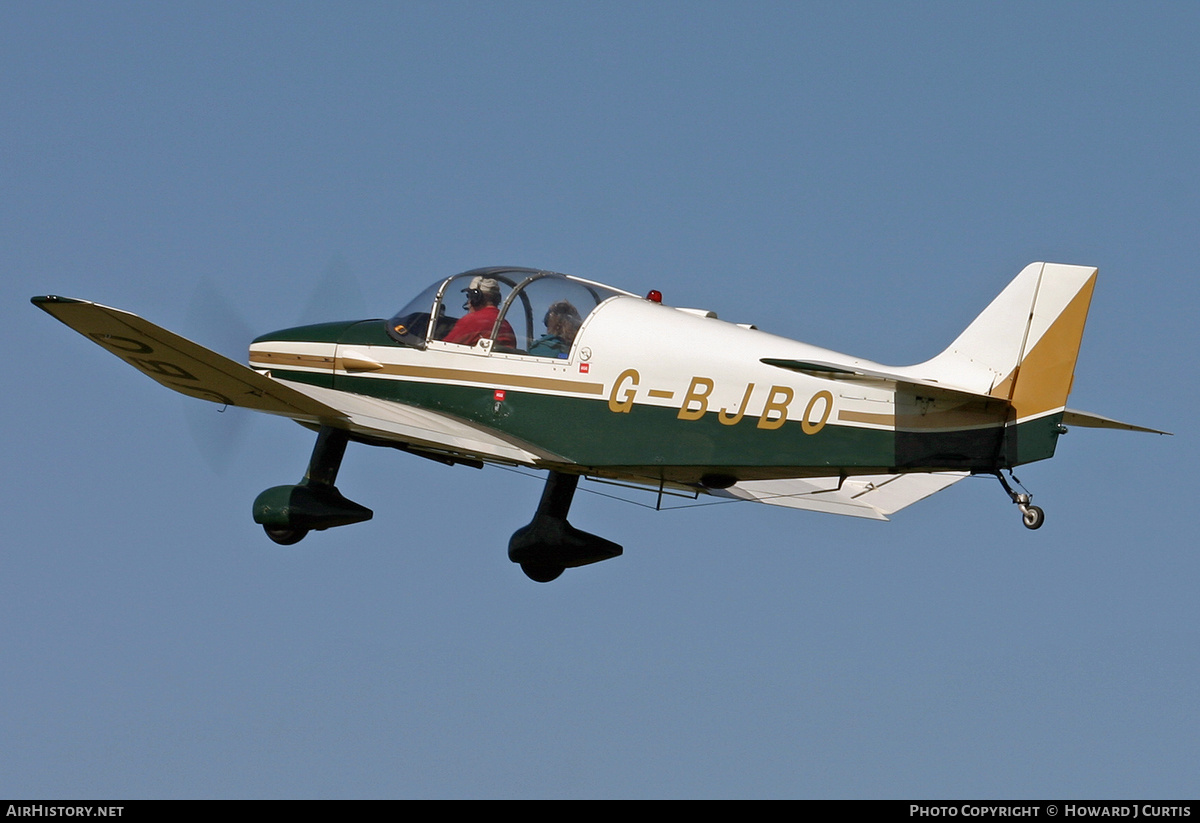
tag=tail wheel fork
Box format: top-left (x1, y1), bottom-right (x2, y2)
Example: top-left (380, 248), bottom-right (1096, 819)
top-left (995, 470), bottom-right (1045, 530)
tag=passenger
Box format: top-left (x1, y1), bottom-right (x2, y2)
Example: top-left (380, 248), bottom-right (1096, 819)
top-left (529, 300), bottom-right (582, 358)
top-left (443, 276), bottom-right (517, 348)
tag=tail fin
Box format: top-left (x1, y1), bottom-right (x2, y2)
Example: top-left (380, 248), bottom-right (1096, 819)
top-left (920, 262), bottom-right (1098, 423)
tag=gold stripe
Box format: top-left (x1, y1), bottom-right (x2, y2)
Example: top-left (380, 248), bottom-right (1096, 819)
top-left (252, 349), bottom-right (604, 396)
top-left (647, 389), bottom-right (675, 399)
top-left (250, 351), bottom-right (334, 368)
top-left (375, 363), bottom-right (605, 395)
top-left (336, 355), bottom-right (384, 372)
top-left (838, 410), bottom-right (895, 426)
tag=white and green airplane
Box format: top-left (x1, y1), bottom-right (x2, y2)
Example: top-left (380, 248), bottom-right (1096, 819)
top-left (33, 262), bottom-right (1167, 582)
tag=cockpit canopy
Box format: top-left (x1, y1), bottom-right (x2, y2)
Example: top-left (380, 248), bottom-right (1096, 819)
top-left (387, 267), bottom-right (633, 357)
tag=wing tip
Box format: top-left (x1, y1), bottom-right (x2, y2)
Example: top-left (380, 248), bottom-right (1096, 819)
top-left (32, 295), bottom-right (89, 309)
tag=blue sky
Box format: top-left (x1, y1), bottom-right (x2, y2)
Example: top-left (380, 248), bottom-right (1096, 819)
top-left (4, 2), bottom-right (1197, 798)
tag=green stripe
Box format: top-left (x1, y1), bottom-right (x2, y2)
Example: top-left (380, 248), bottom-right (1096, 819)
top-left (1001, 412), bottom-right (1064, 467)
top-left (331, 374), bottom-right (933, 472)
top-left (271, 371), bottom-right (1057, 475)
top-left (269, 368), bottom-right (336, 390)
top-left (253, 319), bottom-right (382, 345)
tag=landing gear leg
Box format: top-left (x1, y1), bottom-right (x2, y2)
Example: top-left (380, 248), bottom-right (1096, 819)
top-left (995, 470), bottom-right (1044, 530)
top-left (253, 426), bottom-right (373, 543)
top-left (508, 471), bottom-right (623, 582)
top-left (304, 425), bottom-right (350, 488)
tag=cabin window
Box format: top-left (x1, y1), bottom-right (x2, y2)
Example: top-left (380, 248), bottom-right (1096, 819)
top-left (388, 269), bottom-right (629, 354)
top-left (495, 274), bottom-right (624, 358)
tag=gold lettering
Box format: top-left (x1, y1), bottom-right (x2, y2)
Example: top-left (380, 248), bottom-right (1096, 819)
top-left (801, 390), bottom-right (834, 434)
top-left (756, 385), bottom-right (794, 430)
top-left (719, 382), bottom-right (755, 426)
top-left (608, 369), bottom-right (640, 413)
top-left (677, 377), bottom-right (714, 420)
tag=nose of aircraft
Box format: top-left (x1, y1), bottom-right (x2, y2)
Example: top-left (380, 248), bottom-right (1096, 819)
top-left (252, 319), bottom-right (373, 346)
top-left (249, 319), bottom-right (388, 385)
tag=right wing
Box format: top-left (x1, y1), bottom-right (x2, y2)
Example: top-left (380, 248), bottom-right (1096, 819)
top-left (32, 295), bottom-right (346, 424)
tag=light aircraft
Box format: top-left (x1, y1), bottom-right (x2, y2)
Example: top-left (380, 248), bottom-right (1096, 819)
top-left (33, 262), bottom-right (1167, 582)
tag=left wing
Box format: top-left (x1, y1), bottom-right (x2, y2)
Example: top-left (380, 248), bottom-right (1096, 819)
top-left (710, 471), bottom-right (969, 520)
top-left (32, 295), bottom-right (347, 424)
top-left (33, 295), bottom-right (555, 465)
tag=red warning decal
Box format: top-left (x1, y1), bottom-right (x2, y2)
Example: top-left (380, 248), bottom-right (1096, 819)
top-left (494, 390), bottom-right (506, 401)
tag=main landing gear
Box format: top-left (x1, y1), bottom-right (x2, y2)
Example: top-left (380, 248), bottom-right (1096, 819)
top-left (995, 470), bottom-right (1045, 530)
top-left (252, 426), bottom-right (373, 544)
top-left (252, 433), bottom-right (615, 582)
top-left (508, 471), bottom-right (623, 582)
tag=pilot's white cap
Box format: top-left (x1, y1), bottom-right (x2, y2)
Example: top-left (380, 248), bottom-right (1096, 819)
top-left (465, 276), bottom-right (501, 297)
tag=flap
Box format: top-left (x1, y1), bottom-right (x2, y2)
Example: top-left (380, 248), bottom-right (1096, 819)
top-left (710, 471), bottom-right (968, 520)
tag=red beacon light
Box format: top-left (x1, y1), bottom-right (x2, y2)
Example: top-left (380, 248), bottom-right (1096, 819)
top-left (645, 289), bottom-right (663, 303)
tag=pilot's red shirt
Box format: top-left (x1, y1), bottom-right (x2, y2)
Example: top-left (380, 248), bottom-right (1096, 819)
top-left (444, 306), bottom-right (517, 348)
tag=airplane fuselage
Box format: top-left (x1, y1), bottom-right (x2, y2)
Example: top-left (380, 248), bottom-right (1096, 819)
top-left (249, 293), bottom-right (1052, 488)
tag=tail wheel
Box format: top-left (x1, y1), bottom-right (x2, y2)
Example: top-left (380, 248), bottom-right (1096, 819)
top-left (1022, 505), bottom-right (1045, 530)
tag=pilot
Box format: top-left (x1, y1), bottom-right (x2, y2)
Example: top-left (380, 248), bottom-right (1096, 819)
top-left (443, 276), bottom-right (517, 348)
top-left (529, 300), bottom-right (582, 358)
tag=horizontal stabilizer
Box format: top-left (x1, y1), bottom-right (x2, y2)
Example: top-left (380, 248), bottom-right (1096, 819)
top-left (32, 295), bottom-right (346, 423)
top-left (1063, 409), bottom-right (1171, 435)
top-left (710, 471), bottom-right (968, 520)
top-left (761, 358), bottom-right (995, 404)
top-left (760, 358), bottom-right (860, 377)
